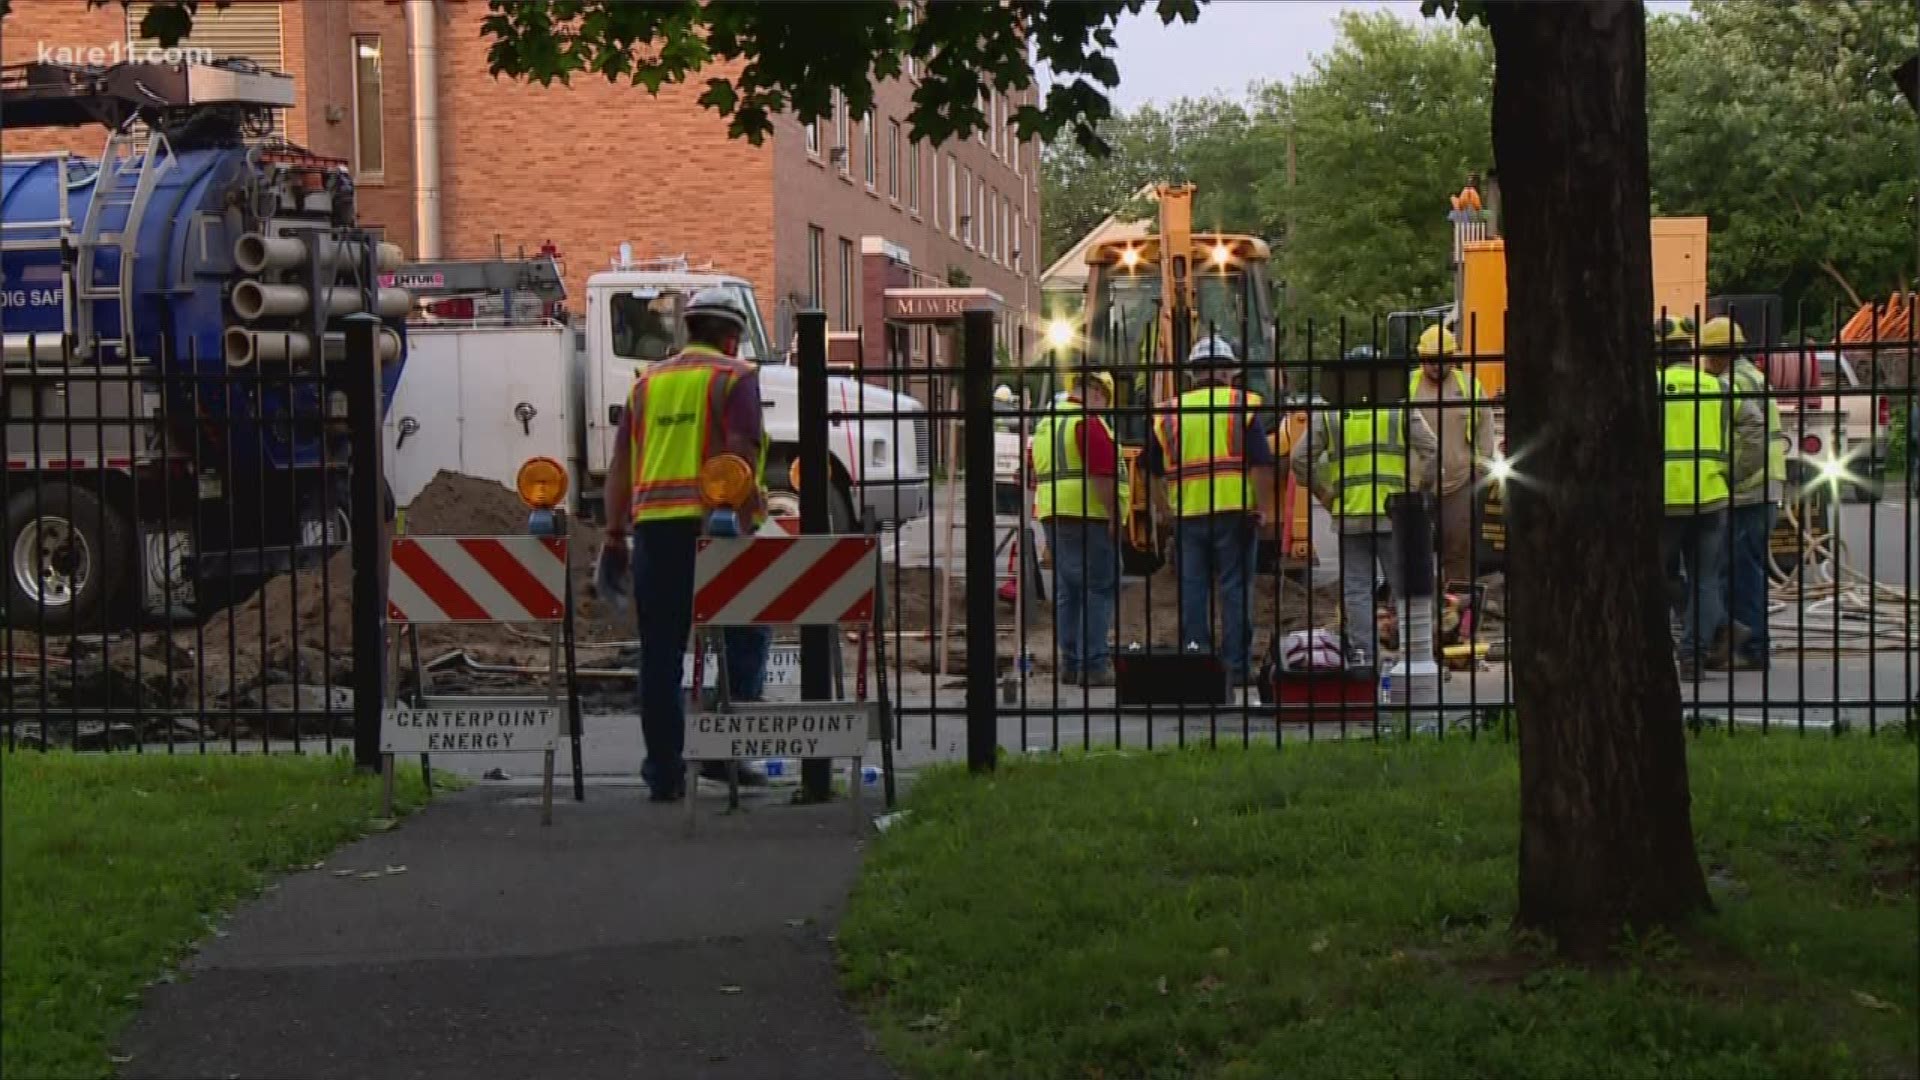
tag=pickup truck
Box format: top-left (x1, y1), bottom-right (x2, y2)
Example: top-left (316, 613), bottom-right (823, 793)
top-left (1767, 348), bottom-right (1897, 502)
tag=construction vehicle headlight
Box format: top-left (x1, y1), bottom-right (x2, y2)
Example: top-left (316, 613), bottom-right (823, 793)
top-left (1119, 246), bottom-right (1141, 270)
top-left (1045, 318), bottom-right (1075, 350)
top-left (1818, 455), bottom-right (1846, 482)
top-left (1210, 242), bottom-right (1231, 267)
top-left (515, 456), bottom-right (569, 510)
top-left (1488, 456), bottom-right (1514, 484)
top-left (700, 454), bottom-right (756, 509)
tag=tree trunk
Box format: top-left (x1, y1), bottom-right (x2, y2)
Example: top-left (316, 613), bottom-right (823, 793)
top-left (1485, 0), bottom-right (1713, 958)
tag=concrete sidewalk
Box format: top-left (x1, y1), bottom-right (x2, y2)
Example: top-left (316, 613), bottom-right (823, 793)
top-left (116, 785), bottom-right (895, 1080)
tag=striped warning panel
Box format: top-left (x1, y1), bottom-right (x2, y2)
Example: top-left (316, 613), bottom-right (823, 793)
top-left (692, 536), bottom-right (878, 627)
top-left (387, 536), bottom-right (567, 624)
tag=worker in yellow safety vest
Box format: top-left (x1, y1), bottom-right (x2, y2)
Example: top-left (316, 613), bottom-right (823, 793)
top-left (1029, 369), bottom-right (1125, 686)
top-left (1407, 326), bottom-right (1497, 587)
top-left (1656, 314), bottom-right (1739, 679)
top-left (1147, 335), bottom-right (1276, 686)
top-left (602, 287), bottom-right (771, 801)
top-left (1702, 316), bottom-right (1783, 672)
top-left (1293, 347), bottom-right (1437, 669)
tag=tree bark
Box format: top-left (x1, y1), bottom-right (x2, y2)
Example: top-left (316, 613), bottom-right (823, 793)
top-left (1485, 0), bottom-right (1713, 958)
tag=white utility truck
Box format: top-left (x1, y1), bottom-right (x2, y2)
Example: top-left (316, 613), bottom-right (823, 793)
top-left (382, 251), bottom-right (932, 529)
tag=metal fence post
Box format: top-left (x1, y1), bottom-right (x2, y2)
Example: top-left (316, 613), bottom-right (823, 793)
top-left (796, 309), bottom-right (834, 802)
top-left (344, 313), bottom-right (387, 772)
top-left (962, 309), bottom-right (997, 773)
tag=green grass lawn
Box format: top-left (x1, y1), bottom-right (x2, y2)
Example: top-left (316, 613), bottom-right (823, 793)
top-left (841, 734), bottom-right (1919, 1079)
top-left (2, 751), bottom-right (427, 1080)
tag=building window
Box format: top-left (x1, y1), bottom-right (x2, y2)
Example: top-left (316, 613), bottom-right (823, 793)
top-left (888, 120), bottom-right (901, 201)
top-left (908, 142), bottom-right (920, 213)
top-left (948, 156), bottom-right (958, 239)
top-left (975, 181), bottom-right (985, 251)
top-left (1003, 197), bottom-right (1013, 267)
top-left (863, 112), bottom-right (877, 189)
top-left (961, 167), bottom-right (973, 246)
top-left (806, 114), bottom-right (820, 156)
top-left (835, 91), bottom-right (850, 174)
top-left (351, 35), bottom-right (384, 179)
top-left (838, 237), bottom-right (856, 328)
top-left (1015, 215), bottom-right (1025, 274)
top-left (808, 226), bottom-right (825, 307)
top-left (903, 5), bottom-right (918, 80)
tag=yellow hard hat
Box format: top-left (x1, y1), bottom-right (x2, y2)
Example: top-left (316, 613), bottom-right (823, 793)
top-left (1698, 316), bottom-right (1746, 349)
top-left (1417, 325), bottom-right (1457, 358)
top-left (1070, 369), bottom-right (1115, 396)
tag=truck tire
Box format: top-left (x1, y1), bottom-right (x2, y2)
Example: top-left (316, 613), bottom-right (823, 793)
top-left (765, 452), bottom-right (855, 533)
top-left (4, 484), bottom-right (132, 633)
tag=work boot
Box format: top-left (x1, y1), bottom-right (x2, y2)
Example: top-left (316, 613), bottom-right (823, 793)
top-left (1707, 652), bottom-right (1767, 673)
top-left (1081, 668), bottom-right (1115, 688)
top-left (1705, 623), bottom-right (1753, 668)
top-left (1059, 670), bottom-right (1082, 687)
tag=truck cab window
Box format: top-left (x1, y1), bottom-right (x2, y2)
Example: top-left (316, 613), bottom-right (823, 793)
top-left (610, 294), bottom-right (681, 361)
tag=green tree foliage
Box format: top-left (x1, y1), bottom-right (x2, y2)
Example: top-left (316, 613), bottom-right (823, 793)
top-left (1646, 1), bottom-right (1918, 326)
top-left (1038, 96), bottom-right (1277, 268)
top-left (1273, 12), bottom-right (1494, 332)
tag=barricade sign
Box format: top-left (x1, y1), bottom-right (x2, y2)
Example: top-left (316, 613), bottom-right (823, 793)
top-left (685, 535), bottom-right (885, 834)
top-left (383, 534), bottom-right (578, 826)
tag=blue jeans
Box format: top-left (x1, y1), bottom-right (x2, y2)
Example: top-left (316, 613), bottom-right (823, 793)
top-left (1662, 511), bottom-right (1729, 664)
top-left (1045, 518), bottom-right (1117, 676)
top-left (1175, 514), bottom-right (1255, 680)
top-left (1337, 528), bottom-right (1403, 665)
top-left (631, 520), bottom-right (771, 792)
top-left (1729, 502), bottom-right (1775, 663)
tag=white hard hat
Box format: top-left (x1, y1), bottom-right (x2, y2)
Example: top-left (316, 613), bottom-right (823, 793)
top-left (994, 384), bottom-right (1015, 403)
top-left (685, 286), bottom-right (749, 336)
top-left (1188, 334), bottom-right (1237, 367)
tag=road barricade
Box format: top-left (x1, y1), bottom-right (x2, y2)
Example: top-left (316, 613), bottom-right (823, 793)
top-left (684, 534), bottom-right (883, 834)
top-left (381, 534), bottom-right (575, 824)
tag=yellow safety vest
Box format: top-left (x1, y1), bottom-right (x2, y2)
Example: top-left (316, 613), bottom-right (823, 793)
top-left (1030, 400), bottom-right (1127, 520)
top-left (1154, 386), bottom-right (1252, 517)
top-left (1660, 363), bottom-right (1730, 513)
top-left (627, 345), bottom-right (766, 524)
top-left (1323, 408), bottom-right (1408, 517)
top-left (1729, 359), bottom-right (1786, 494)
top-left (1408, 367), bottom-right (1482, 446)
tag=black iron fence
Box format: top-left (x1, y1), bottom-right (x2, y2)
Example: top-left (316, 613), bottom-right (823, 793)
top-left (2, 333), bottom-right (370, 753)
top-left (839, 305), bottom-right (1916, 765)
top-left (4, 304), bottom-right (1913, 763)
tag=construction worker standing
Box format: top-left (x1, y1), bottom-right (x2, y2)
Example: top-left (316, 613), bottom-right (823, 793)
top-left (1702, 316), bottom-right (1782, 671)
top-left (601, 288), bottom-right (771, 802)
top-left (1030, 369), bottom-right (1123, 686)
top-left (1147, 335), bottom-right (1275, 687)
top-left (1407, 326), bottom-right (1496, 586)
top-left (1657, 315), bottom-right (1743, 679)
top-left (1292, 348), bottom-right (1438, 669)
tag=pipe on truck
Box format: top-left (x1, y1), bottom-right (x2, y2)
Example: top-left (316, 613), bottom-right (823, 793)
top-left (233, 232), bottom-right (405, 275)
top-left (225, 326), bottom-right (403, 367)
top-left (232, 281), bottom-right (411, 321)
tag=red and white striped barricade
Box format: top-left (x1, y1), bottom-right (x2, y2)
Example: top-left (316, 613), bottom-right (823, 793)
top-left (381, 535), bottom-right (571, 825)
top-left (686, 534), bottom-right (882, 833)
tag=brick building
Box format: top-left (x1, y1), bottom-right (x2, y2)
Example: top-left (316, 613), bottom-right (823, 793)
top-left (2, 0), bottom-right (1040, 358)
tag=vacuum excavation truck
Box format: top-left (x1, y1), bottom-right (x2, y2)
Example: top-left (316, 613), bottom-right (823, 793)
top-left (2, 59), bottom-right (409, 631)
